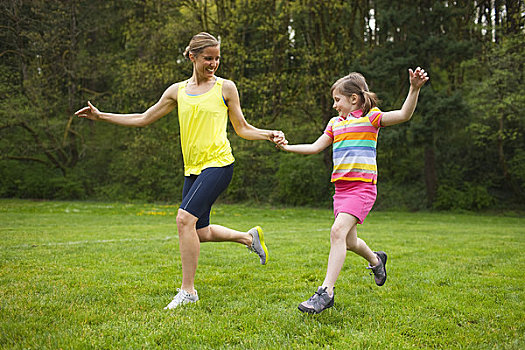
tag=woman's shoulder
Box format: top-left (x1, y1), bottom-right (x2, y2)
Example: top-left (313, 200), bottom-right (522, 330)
top-left (164, 81), bottom-right (184, 92)
top-left (218, 77), bottom-right (236, 88)
top-left (218, 77), bottom-right (239, 98)
top-left (168, 81), bottom-right (183, 93)
top-left (159, 81), bottom-right (187, 102)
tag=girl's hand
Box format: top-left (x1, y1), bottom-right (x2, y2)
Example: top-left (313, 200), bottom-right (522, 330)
top-left (75, 101), bottom-right (101, 121)
top-left (269, 130), bottom-right (288, 146)
top-left (409, 67), bottom-right (429, 89)
top-left (276, 143), bottom-right (290, 151)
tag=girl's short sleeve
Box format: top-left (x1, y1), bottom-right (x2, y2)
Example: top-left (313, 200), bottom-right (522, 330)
top-left (324, 118), bottom-right (336, 139)
top-left (368, 108), bottom-right (383, 129)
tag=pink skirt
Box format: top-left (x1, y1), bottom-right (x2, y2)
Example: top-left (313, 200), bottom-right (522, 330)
top-left (333, 181), bottom-right (377, 224)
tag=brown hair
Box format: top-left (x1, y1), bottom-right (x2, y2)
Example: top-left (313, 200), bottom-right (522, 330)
top-left (183, 32), bottom-right (220, 60)
top-left (330, 72), bottom-right (379, 116)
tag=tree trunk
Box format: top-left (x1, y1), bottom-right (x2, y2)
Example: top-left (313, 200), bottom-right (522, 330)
top-left (424, 146), bottom-right (437, 207)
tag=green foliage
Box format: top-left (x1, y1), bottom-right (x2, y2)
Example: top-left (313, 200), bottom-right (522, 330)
top-left (434, 183), bottom-right (494, 211)
top-left (1, 0), bottom-right (524, 210)
top-left (96, 119), bottom-right (184, 202)
top-left (0, 161), bottom-right (85, 199)
top-left (463, 33), bottom-right (525, 200)
top-left (375, 181), bottom-right (427, 211)
top-left (509, 149), bottom-right (525, 194)
top-left (223, 140), bottom-right (280, 203)
top-left (275, 153), bottom-right (332, 206)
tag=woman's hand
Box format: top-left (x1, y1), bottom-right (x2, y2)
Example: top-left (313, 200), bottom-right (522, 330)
top-left (269, 130), bottom-right (288, 146)
top-left (75, 101), bottom-right (101, 121)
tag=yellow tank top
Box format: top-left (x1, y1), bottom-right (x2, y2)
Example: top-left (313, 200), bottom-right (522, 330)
top-left (177, 77), bottom-right (235, 176)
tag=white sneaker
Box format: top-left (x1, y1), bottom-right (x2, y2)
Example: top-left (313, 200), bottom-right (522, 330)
top-left (164, 288), bottom-right (199, 310)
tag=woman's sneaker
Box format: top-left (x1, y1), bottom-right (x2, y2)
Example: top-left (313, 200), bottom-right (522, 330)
top-left (367, 251), bottom-right (387, 286)
top-left (164, 288), bottom-right (199, 310)
top-left (247, 226), bottom-right (268, 265)
top-left (298, 287), bottom-right (334, 314)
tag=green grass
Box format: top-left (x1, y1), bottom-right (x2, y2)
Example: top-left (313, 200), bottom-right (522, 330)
top-left (0, 199), bottom-right (523, 349)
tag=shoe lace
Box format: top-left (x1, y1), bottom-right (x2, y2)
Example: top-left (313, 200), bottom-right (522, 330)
top-left (308, 288), bottom-right (326, 302)
top-left (366, 259), bottom-right (382, 271)
top-left (175, 288), bottom-right (195, 300)
top-left (171, 288), bottom-right (185, 301)
top-left (247, 243), bottom-right (264, 258)
top-left (366, 264), bottom-right (379, 278)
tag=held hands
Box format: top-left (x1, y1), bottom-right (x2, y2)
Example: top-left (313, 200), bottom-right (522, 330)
top-left (409, 67), bottom-right (429, 89)
top-left (276, 143), bottom-right (290, 151)
top-left (74, 101), bottom-right (101, 121)
top-left (273, 131), bottom-right (290, 151)
top-left (269, 130), bottom-right (288, 147)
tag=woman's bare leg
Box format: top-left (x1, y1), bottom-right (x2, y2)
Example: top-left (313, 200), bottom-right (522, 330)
top-left (196, 224), bottom-right (252, 246)
top-left (176, 209), bottom-right (200, 294)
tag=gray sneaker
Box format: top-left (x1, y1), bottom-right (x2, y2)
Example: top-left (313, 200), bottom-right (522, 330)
top-left (298, 286), bottom-right (335, 314)
top-left (247, 226), bottom-right (268, 265)
top-left (164, 288), bottom-right (199, 310)
top-left (367, 251), bottom-right (387, 286)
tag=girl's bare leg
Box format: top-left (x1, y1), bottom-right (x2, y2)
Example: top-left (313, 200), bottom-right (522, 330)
top-left (345, 224), bottom-right (379, 266)
top-left (320, 213), bottom-right (357, 296)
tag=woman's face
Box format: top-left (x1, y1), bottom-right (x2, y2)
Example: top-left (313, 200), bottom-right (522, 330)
top-left (191, 45), bottom-right (220, 79)
top-left (332, 90), bottom-right (356, 117)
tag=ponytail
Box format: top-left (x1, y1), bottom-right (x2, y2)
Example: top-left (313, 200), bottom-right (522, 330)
top-left (361, 90), bottom-right (378, 117)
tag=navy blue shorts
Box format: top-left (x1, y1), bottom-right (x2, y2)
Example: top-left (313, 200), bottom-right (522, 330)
top-left (180, 163), bottom-right (234, 229)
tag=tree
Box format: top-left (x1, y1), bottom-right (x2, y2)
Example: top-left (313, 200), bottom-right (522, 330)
top-left (0, 0), bottom-right (118, 177)
top-left (465, 33), bottom-right (525, 199)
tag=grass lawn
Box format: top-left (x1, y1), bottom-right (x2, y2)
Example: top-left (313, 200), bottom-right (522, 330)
top-left (0, 199), bottom-right (523, 349)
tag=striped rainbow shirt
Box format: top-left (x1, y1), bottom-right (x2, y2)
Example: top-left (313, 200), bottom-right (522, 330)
top-left (324, 108), bottom-right (383, 184)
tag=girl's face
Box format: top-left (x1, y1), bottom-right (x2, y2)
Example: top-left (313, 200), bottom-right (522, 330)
top-left (191, 45), bottom-right (220, 79)
top-left (332, 90), bottom-right (358, 117)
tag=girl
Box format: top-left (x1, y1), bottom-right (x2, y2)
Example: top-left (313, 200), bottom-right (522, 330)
top-left (279, 68), bottom-right (429, 314)
top-left (75, 32), bottom-right (287, 309)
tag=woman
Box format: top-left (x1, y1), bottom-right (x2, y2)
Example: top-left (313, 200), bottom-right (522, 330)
top-left (75, 32), bottom-right (287, 309)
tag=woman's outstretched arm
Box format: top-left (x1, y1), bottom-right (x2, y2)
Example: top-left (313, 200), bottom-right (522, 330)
top-left (75, 83), bottom-right (179, 127)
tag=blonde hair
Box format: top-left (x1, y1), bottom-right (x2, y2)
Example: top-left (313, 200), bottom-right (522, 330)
top-left (183, 32), bottom-right (220, 60)
top-left (331, 72), bottom-right (378, 116)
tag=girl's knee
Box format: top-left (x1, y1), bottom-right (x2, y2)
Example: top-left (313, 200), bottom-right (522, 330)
top-left (330, 225), bottom-right (347, 243)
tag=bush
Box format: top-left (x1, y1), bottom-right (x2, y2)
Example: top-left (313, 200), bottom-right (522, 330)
top-left (223, 144), bottom-right (280, 203)
top-left (509, 148), bottom-right (525, 195)
top-left (433, 183), bottom-right (494, 210)
top-left (274, 153), bottom-right (332, 206)
top-left (375, 181), bottom-right (427, 211)
top-left (0, 160), bottom-right (87, 200)
top-left (95, 126), bottom-right (184, 202)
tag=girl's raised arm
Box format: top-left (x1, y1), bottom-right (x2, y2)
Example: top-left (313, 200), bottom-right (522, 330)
top-left (380, 67), bottom-right (429, 127)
